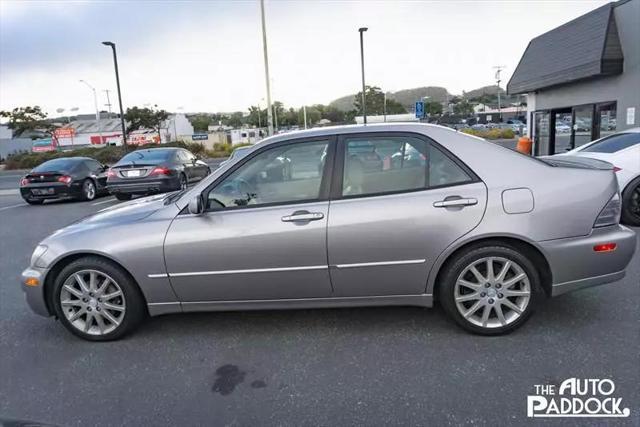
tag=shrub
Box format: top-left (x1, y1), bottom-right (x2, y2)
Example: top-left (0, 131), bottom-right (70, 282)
top-left (460, 127), bottom-right (516, 140)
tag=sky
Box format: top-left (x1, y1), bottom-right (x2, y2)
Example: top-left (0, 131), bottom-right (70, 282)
top-left (0, 0), bottom-right (611, 117)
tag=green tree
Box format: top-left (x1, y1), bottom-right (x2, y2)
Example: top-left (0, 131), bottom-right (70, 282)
top-left (189, 114), bottom-right (213, 132)
top-left (453, 100), bottom-right (474, 116)
top-left (353, 86), bottom-right (407, 117)
top-left (225, 112), bottom-right (244, 128)
top-left (124, 105), bottom-right (169, 139)
top-left (0, 106), bottom-right (55, 139)
top-left (424, 101), bottom-right (443, 115)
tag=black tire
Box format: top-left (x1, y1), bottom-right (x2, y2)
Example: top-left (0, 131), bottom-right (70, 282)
top-left (52, 256), bottom-right (146, 341)
top-left (25, 199), bottom-right (44, 205)
top-left (80, 179), bottom-right (96, 201)
top-left (621, 176), bottom-right (640, 227)
top-left (180, 173), bottom-right (188, 190)
top-left (438, 243), bottom-right (543, 335)
top-left (115, 193), bottom-right (132, 201)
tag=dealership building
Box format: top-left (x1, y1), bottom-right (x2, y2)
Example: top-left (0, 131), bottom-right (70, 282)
top-left (508, 0), bottom-right (639, 155)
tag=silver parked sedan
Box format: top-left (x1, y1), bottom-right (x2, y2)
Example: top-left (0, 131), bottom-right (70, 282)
top-left (21, 124), bottom-right (636, 340)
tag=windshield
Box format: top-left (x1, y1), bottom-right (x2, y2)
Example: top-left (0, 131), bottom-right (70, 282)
top-left (117, 149), bottom-right (172, 165)
top-left (32, 158), bottom-right (79, 172)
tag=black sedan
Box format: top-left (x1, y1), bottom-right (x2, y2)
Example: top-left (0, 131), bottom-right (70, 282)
top-left (106, 147), bottom-right (210, 200)
top-left (19, 157), bottom-right (109, 205)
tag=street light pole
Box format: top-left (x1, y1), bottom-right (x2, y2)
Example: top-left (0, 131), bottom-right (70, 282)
top-left (358, 27), bottom-right (368, 125)
top-left (102, 41), bottom-right (127, 145)
top-left (383, 92), bottom-right (387, 122)
top-left (79, 79), bottom-right (104, 144)
top-left (303, 105), bottom-right (307, 129)
top-left (260, 0), bottom-right (274, 136)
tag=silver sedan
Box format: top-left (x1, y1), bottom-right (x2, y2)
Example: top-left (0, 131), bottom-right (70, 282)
top-left (21, 124), bottom-right (636, 340)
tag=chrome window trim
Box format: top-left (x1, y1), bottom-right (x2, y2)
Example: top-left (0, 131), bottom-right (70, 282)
top-left (333, 259), bottom-right (426, 269)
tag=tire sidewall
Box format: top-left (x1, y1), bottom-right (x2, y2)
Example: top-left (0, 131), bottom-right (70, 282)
top-left (621, 176), bottom-right (640, 226)
top-left (52, 257), bottom-right (144, 341)
top-left (439, 244), bottom-right (543, 335)
top-left (82, 179), bottom-right (96, 201)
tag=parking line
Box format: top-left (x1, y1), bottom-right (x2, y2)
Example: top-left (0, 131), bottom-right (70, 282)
top-left (0, 203), bottom-right (28, 212)
top-left (91, 197), bottom-right (118, 206)
top-left (0, 189), bottom-right (19, 196)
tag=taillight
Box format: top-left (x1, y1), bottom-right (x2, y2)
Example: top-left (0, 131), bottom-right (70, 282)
top-left (613, 166), bottom-right (622, 173)
top-left (593, 243), bottom-right (617, 252)
top-left (593, 192), bottom-right (621, 228)
top-left (57, 175), bottom-right (72, 185)
top-left (20, 178), bottom-right (29, 187)
top-left (150, 167), bottom-right (171, 176)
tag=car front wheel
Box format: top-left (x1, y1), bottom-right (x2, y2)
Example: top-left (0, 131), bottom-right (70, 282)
top-left (80, 179), bottom-right (96, 201)
top-left (439, 244), bottom-right (542, 335)
top-left (52, 257), bottom-right (146, 341)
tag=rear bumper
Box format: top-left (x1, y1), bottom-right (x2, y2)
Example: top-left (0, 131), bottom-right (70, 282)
top-left (107, 177), bottom-right (179, 195)
top-left (538, 225), bottom-right (637, 296)
top-left (20, 183), bottom-right (82, 201)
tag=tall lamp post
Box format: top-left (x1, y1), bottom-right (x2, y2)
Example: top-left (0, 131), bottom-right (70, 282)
top-left (358, 27), bottom-right (368, 124)
top-left (79, 79), bottom-right (104, 144)
top-left (259, 0), bottom-right (274, 136)
top-left (102, 41), bottom-right (127, 145)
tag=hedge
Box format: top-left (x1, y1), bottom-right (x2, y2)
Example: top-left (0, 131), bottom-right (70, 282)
top-left (461, 128), bottom-right (516, 140)
top-left (4, 141), bottom-right (231, 170)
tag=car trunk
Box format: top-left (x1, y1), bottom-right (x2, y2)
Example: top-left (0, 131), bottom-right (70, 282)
top-left (24, 172), bottom-right (67, 184)
top-left (112, 163), bottom-right (158, 179)
top-left (538, 155), bottom-right (613, 170)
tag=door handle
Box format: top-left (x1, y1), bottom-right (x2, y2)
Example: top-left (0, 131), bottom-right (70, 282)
top-left (281, 211), bottom-right (325, 222)
top-left (433, 198), bottom-right (478, 208)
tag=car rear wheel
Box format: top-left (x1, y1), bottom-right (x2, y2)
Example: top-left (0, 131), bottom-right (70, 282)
top-left (439, 244), bottom-right (542, 335)
top-left (115, 193), bottom-right (132, 201)
top-left (180, 173), bottom-right (188, 190)
top-left (52, 257), bottom-right (146, 341)
top-left (81, 179), bottom-right (96, 201)
top-left (621, 177), bottom-right (640, 226)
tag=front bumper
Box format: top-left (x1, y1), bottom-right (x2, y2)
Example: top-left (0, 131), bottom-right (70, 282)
top-left (21, 267), bottom-right (50, 317)
top-left (107, 177), bottom-right (179, 195)
top-left (539, 225), bottom-right (637, 296)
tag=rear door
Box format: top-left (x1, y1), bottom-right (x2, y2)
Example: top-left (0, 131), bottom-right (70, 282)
top-left (327, 132), bottom-right (487, 297)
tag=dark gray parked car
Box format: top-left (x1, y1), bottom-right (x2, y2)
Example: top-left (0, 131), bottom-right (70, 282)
top-left (21, 124), bottom-right (636, 341)
top-left (107, 147), bottom-right (210, 200)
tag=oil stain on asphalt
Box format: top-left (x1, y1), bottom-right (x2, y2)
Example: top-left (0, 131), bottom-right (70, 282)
top-left (212, 364), bottom-right (268, 395)
top-left (212, 364), bottom-right (246, 395)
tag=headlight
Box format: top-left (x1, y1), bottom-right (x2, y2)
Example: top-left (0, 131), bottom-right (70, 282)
top-left (31, 244), bottom-right (48, 268)
top-left (593, 192), bottom-right (621, 228)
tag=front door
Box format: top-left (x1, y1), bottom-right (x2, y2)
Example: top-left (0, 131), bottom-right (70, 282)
top-left (164, 137), bottom-right (335, 302)
top-left (327, 133), bottom-right (487, 297)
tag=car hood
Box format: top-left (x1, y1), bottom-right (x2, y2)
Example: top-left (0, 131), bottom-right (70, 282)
top-left (46, 194), bottom-right (169, 240)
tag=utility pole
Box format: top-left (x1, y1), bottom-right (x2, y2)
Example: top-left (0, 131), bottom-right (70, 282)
top-left (79, 79), bottom-right (104, 144)
top-left (493, 65), bottom-right (505, 122)
top-left (260, 0), bottom-right (274, 136)
top-left (303, 105), bottom-right (307, 129)
top-left (103, 89), bottom-right (112, 118)
top-left (383, 92), bottom-right (387, 122)
top-left (358, 27), bottom-right (368, 124)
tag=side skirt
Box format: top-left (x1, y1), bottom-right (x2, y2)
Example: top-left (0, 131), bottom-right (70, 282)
top-left (147, 294), bottom-right (433, 316)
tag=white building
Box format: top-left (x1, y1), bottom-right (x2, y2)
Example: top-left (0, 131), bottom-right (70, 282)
top-left (162, 114), bottom-right (194, 142)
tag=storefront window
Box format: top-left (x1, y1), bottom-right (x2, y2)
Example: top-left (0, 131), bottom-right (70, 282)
top-left (598, 102), bottom-right (617, 139)
top-left (573, 105), bottom-right (593, 149)
top-left (554, 111), bottom-right (572, 154)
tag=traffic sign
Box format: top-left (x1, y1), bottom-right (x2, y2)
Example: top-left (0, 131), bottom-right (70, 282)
top-left (415, 101), bottom-right (425, 119)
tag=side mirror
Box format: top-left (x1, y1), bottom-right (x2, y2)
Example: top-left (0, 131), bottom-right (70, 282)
top-left (187, 195), bottom-right (204, 215)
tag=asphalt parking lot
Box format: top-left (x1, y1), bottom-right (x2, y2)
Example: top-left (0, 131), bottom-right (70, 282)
top-left (0, 161), bottom-right (638, 426)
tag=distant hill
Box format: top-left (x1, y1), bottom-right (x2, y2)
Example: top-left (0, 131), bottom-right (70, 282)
top-left (328, 85), bottom-right (526, 112)
top-left (329, 86), bottom-right (451, 112)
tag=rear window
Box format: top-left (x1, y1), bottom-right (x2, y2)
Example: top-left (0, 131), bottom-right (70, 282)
top-left (118, 149), bottom-right (172, 164)
top-left (32, 158), bottom-right (80, 172)
top-left (581, 133), bottom-right (640, 153)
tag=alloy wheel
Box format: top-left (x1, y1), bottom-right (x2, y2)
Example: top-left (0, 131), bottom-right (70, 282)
top-left (84, 180), bottom-right (96, 200)
top-left (59, 269), bottom-right (126, 336)
top-left (454, 256), bottom-right (531, 328)
top-left (631, 185), bottom-right (640, 219)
